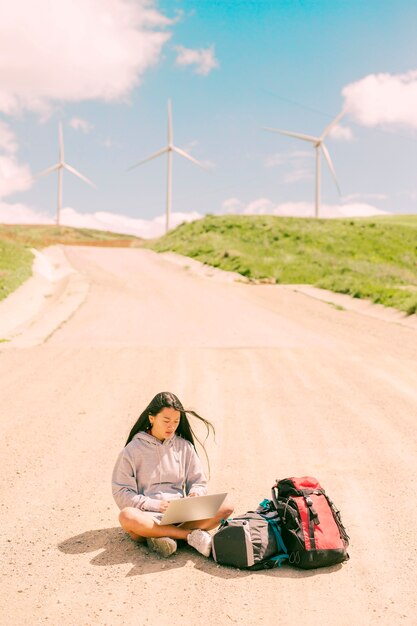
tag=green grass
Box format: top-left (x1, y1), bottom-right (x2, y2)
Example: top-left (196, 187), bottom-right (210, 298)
top-left (0, 238), bottom-right (34, 302)
top-left (147, 214), bottom-right (417, 315)
top-left (0, 224), bottom-right (141, 302)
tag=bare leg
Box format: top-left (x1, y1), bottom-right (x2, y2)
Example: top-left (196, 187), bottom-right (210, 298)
top-left (120, 497), bottom-right (234, 543)
top-left (119, 507), bottom-right (190, 541)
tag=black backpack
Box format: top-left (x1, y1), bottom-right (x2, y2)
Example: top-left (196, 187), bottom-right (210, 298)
top-left (211, 510), bottom-right (288, 570)
top-left (269, 476), bottom-right (350, 569)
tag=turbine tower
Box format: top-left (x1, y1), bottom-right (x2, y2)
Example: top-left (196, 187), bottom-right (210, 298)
top-left (264, 109), bottom-right (345, 217)
top-left (128, 99), bottom-right (205, 234)
top-left (34, 122), bottom-right (96, 226)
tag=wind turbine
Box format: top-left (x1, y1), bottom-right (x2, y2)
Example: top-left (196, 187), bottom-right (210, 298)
top-left (263, 109), bottom-right (345, 217)
top-left (128, 99), bottom-right (205, 234)
top-left (34, 122), bottom-right (96, 226)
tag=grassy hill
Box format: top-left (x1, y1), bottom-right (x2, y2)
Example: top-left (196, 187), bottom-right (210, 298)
top-left (0, 224), bottom-right (141, 302)
top-left (2, 217), bottom-right (417, 315)
top-left (147, 214), bottom-right (417, 315)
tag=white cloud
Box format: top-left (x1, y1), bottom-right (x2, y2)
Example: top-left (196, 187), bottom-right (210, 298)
top-left (0, 202), bottom-right (203, 238)
top-left (0, 201), bottom-right (51, 224)
top-left (0, 0), bottom-right (171, 116)
top-left (221, 197), bottom-right (390, 219)
top-left (272, 201), bottom-right (389, 218)
top-left (270, 201), bottom-right (313, 217)
top-left (174, 45), bottom-right (218, 75)
top-left (0, 121), bottom-right (18, 154)
top-left (342, 70), bottom-right (417, 130)
top-left (324, 203), bottom-right (389, 218)
top-left (0, 122), bottom-right (33, 198)
top-left (221, 197), bottom-right (243, 214)
top-left (328, 123), bottom-right (354, 141)
top-left (0, 195), bottom-right (391, 241)
top-left (0, 156), bottom-right (32, 198)
top-left (242, 198), bottom-right (275, 215)
top-left (59, 207), bottom-right (204, 238)
top-left (69, 118), bottom-right (93, 133)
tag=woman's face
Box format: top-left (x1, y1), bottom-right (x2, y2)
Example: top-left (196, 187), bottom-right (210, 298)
top-left (150, 407), bottom-right (181, 442)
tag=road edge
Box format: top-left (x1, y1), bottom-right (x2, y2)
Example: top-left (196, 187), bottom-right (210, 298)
top-left (159, 250), bottom-right (417, 331)
top-left (0, 245), bottom-right (90, 349)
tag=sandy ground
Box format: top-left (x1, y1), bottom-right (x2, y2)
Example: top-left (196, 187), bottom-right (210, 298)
top-left (1, 245), bottom-right (416, 626)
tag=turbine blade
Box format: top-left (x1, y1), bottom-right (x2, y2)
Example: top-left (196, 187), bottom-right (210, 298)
top-left (64, 163), bottom-right (96, 188)
top-left (59, 122), bottom-right (64, 162)
top-left (127, 147), bottom-right (168, 171)
top-left (262, 127), bottom-right (319, 144)
top-left (320, 109), bottom-right (346, 141)
top-left (33, 163), bottom-right (61, 179)
top-left (321, 143), bottom-right (341, 195)
top-left (168, 99), bottom-right (173, 146)
top-left (172, 146), bottom-right (205, 168)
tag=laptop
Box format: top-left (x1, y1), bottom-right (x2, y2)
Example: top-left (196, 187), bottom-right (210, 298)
top-left (159, 493), bottom-right (228, 526)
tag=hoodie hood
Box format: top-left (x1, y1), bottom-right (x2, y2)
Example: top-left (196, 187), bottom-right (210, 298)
top-left (134, 431), bottom-right (176, 447)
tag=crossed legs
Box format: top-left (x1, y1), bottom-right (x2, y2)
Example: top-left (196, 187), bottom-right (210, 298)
top-left (119, 496), bottom-right (234, 542)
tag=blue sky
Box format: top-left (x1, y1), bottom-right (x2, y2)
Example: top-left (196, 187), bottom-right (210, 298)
top-left (1, 0), bottom-right (417, 236)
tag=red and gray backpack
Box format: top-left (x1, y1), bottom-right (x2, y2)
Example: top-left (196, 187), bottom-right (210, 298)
top-left (270, 476), bottom-right (349, 569)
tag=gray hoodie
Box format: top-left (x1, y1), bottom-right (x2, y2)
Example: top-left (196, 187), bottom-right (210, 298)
top-left (112, 431), bottom-right (207, 512)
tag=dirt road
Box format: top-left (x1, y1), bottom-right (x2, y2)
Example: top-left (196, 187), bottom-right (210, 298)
top-left (1, 246), bottom-right (416, 626)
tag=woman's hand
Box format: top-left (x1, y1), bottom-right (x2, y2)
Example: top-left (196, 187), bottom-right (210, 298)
top-left (159, 500), bottom-right (170, 512)
top-left (189, 493), bottom-right (199, 497)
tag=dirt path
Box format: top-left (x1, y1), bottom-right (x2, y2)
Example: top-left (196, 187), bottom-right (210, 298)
top-left (1, 246), bottom-right (416, 626)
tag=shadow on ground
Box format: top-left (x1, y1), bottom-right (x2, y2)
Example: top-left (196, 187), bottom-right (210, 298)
top-left (58, 527), bottom-right (344, 579)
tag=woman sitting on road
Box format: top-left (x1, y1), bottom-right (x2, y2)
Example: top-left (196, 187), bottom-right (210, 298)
top-left (112, 391), bottom-right (233, 558)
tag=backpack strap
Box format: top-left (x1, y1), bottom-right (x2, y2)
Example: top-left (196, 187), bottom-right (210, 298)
top-left (267, 518), bottom-right (288, 555)
top-left (304, 495), bottom-right (319, 550)
top-left (269, 554), bottom-right (289, 566)
top-left (259, 513), bottom-right (289, 567)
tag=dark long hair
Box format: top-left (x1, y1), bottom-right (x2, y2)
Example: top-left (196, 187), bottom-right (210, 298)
top-left (125, 391), bottom-right (215, 470)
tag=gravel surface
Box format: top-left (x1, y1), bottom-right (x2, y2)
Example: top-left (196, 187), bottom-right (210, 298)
top-left (0, 245), bottom-right (416, 626)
